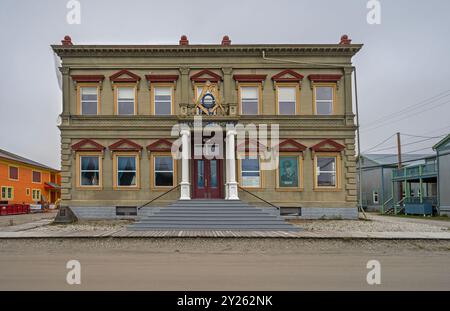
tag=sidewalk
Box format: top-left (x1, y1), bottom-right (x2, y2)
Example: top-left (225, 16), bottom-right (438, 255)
top-left (0, 228), bottom-right (449, 239)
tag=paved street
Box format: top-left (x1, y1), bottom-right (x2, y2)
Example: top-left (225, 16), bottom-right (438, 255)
top-left (0, 238), bottom-right (449, 290)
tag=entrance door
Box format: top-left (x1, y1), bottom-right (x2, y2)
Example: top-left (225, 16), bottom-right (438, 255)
top-left (193, 158), bottom-right (222, 199)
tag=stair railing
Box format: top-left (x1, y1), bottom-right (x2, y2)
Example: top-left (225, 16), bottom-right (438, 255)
top-left (238, 185), bottom-right (280, 212)
top-left (138, 184), bottom-right (180, 210)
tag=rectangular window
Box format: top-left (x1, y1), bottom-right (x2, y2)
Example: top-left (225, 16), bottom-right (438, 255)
top-left (154, 156), bottom-right (174, 187)
top-left (80, 86), bottom-right (98, 115)
top-left (277, 86), bottom-right (297, 115)
top-left (315, 86), bottom-right (334, 115)
top-left (32, 171), bottom-right (41, 183)
top-left (9, 166), bottom-right (19, 180)
top-left (116, 155), bottom-right (137, 187)
top-left (32, 189), bottom-right (41, 201)
top-left (241, 157), bottom-right (261, 188)
top-left (154, 86), bottom-right (173, 115)
top-left (80, 156), bottom-right (100, 186)
top-left (1, 186), bottom-right (14, 200)
top-left (26, 188), bottom-right (30, 196)
top-left (316, 156), bottom-right (337, 188)
top-left (117, 87), bottom-right (136, 115)
top-left (278, 155), bottom-right (301, 189)
top-left (240, 86), bottom-right (259, 115)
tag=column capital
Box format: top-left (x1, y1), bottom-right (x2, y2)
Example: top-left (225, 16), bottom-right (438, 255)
top-left (180, 129), bottom-right (191, 137)
top-left (179, 66), bottom-right (190, 75)
top-left (222, 67), bottom-right (233, 75)
top-left (226, 129), bottom-right (237, 137)
top-left (59, 66), bottom-right (70, 75)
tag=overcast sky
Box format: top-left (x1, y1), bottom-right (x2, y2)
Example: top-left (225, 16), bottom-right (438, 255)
top-left (1, 0), bottom-right (449, 169)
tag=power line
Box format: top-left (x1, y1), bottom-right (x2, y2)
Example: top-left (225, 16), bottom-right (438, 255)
top-left (368, 136), bottom-right (443, 153)
top-left (361, 99), bottom-right (450, 133)
top-left (361, 133), bottom-right (396, 153)
top-left (362, 89), bottom-right (450, 129)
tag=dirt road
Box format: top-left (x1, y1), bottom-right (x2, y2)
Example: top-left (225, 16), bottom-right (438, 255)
top-left (0, 238), bottom-right (449, 290)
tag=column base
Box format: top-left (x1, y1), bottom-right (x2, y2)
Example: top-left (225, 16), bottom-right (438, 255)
top-left (227, 182), bottom-right (239, 200)
top-left (224, 182), bottom-right (229, 200)
top-left (179, 182), bottom-right (191, 200)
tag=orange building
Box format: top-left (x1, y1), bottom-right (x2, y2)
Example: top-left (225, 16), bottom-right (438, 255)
top-left (0, 148), bottom-right (61, 205)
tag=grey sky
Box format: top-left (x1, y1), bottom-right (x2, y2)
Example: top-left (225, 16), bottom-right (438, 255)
top-left (1, 0), bottom-right (449, 169)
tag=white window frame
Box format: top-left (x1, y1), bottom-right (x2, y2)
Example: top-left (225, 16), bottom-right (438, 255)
top-left (153, 85), bottom-right (173, 115)
top-left (80, 86), bottom-right (99, 115)
top-left (153, 155), bottom-right (175, 188)
top-left (79, 155), bottom-right (101, 187)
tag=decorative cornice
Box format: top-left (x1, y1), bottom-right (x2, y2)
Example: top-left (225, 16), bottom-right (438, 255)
top-left (52, 44), bottom-right (363, 58)
top-left (308, 74), bottom-right (342, 83)
top-left (145, 74), bottom-right (179, 82)
top-left (233, 74), bottom-right (267, 82)
top-left (71, 75), bottom-right (105, 83)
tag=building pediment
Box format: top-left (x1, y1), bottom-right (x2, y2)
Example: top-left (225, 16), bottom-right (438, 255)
top-left (236, 139), bottom-right (266, 152)
top-left (71, 139), bottom-right (105, 152)
top-left (272, 70), bottom-right (304, 82)
top-left (310, 139), bottom-right (345, 152)
top-left (147, 139), bottom-right (173, 152)
top-left (109, 139), bottom-right (142, 152)
top-left (277, 139), bottom-right (307, 152)
top-left (109, 69), bottom-right (141, 83)
top-left (190, 69), bottom-right (223, 82)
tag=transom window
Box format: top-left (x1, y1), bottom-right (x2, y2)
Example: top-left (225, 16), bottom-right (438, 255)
top-left (9, 166), bottom-right (19, 180)
top-left (116, 156), bottom-right (137, 187)
top-left (240, 157), bottom-right (261, 188)
top-left (80, 156), bottom-right (100, 186)
top-left (316, 156), bottom-right (337, 187)
top-left (117, 87), bottom-right (135, 115)
top-left (32, 189), bottom-right (41, 201)
top-left (1, 186), bottom-right (14, 200)
top-left (373, 191), bottom-right (379, 204)
top-left (80, 86), bottom-right (98, 115)
top-left (277, 86), bottom-right (297, 115)
top-left (154, 156), bottom-right (174, 187)
top-left (154, 86), bottom-right (173, 115)
top-left (32, 171), bottom-right (41, 183)
top-left (240, 86), bottom-right (259, 115)
top-left (315, 86), bottom-right (334, 115)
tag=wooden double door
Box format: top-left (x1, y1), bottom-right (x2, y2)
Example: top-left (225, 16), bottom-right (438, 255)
top-left (192, 157), bottom-right (223, 199)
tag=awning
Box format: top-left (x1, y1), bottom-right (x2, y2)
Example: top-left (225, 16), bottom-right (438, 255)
top-left (44, 182), bottom-right (61, 190)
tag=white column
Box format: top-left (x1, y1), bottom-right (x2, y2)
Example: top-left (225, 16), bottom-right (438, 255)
top-left (226, 129), bottom-right (239, 200)
top-left (224, 133), bottom-right (230, 200)
top-left (179, 129), bottom-right (191, 200)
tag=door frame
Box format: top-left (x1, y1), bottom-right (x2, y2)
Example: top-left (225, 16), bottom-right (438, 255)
top-left (192, 157), bottom-right (223, 199)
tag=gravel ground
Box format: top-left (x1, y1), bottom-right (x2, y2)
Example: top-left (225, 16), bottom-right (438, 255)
top-left (31, 220), bottom-right (132, 232)
top-left (288, 217), bottom-right (449, 232)
top-left (0, 211), bottom-right (57, 227)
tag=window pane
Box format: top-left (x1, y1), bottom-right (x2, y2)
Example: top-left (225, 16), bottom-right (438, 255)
top-left (82, 102), bottom-right (97, 115)
top-left (241, 87), bottom-right (259, 115)
top-left (279, 102), bottom-right (296, 115)
top-left (316, 101), bottom-right (332, 115)
top-left (118, 101), bottom-right (135, 115)
top-left (155, 172), bottom-right (173, 186)
top-left (279, 156), bottom-right (299, 187)
top-left (210, 160), bottom-right (218, 187)
top-left (118, 156), bottom-right (136, 171)
top-left (155, 156), bottom-right (173, 171)
top-left (197, 160), bottom-right (204, 188)
top-left (81, 156), bottom-right (99, 170)
top-left (154, 87), bottom-right (172, 115)
top-left (9, 167), bottom-right (18, 180)
top-left (118, 87), bottom-right (134, 100)
top-left (32, 171), bottom-right (41, 183)
top-left (242, 158), bottom-right (259, 171)
top-left (316, 87), bottom-right (333, 101)
top-left (81, 172), bottom-right (99, 186)
top-left (118, 172), bottom-right (136, 186)
top-left (317, 157), bottom-right (336, 187)
top-left (81, 87), bottom-right (97, 99)
top-left (278, 87), bottom-right (296, 101)
top-left (242, 175), bottom-right (260, 187)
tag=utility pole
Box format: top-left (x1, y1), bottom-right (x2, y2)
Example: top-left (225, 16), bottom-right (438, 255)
top-left (396, 132), bottom-right (403, 202)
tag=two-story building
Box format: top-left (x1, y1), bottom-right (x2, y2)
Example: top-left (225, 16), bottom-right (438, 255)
top-left (52, 34), bottom-right (362, 220)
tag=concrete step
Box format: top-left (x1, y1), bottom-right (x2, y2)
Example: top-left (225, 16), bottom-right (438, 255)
top-left (128, 199), bottom-right (298, 231)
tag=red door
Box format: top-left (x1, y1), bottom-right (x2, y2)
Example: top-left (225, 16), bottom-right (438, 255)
top-left (193, 158), bottom-right (222, 199)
